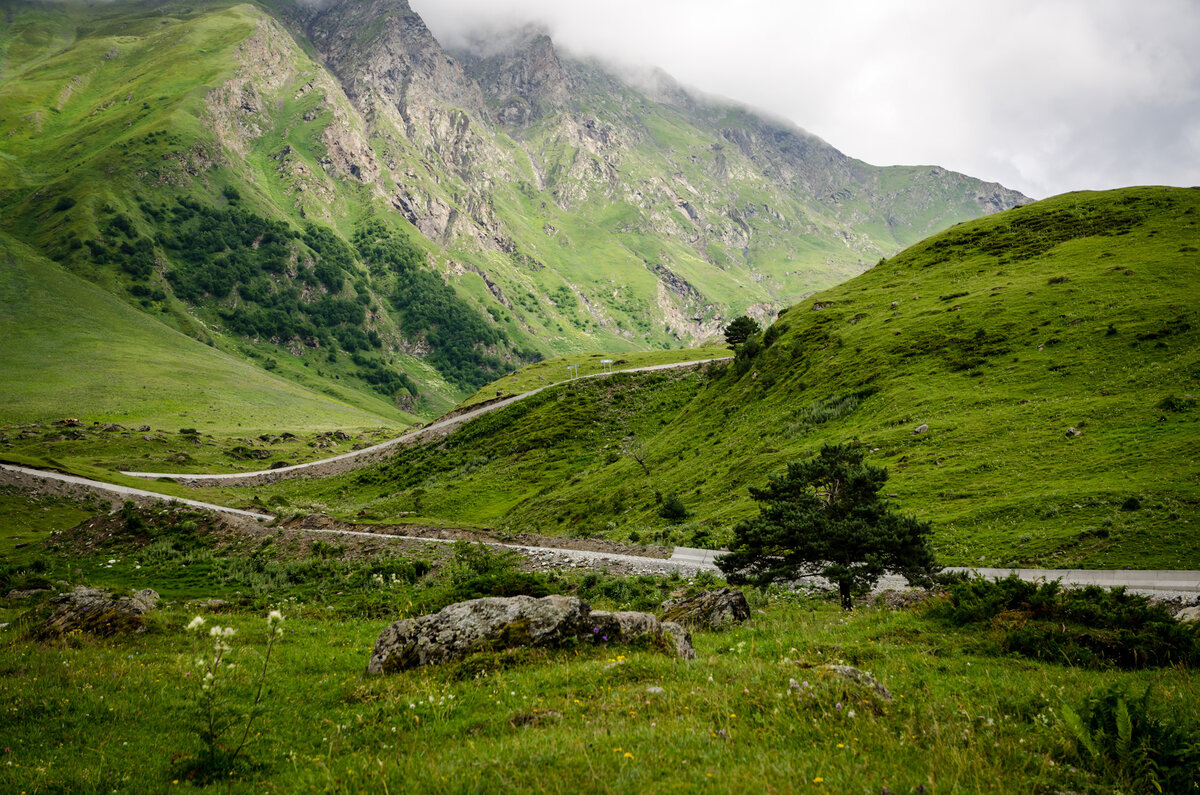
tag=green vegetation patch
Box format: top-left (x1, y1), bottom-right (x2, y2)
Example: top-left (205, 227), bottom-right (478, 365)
top-left (255, 187), bottom-right (1200, 570)
top-left (929, 575), bottom-right (1200, 668)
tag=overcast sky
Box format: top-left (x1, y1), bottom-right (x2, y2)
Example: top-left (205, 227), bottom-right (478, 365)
top-left (410, 0), bottom-right (1200, 199)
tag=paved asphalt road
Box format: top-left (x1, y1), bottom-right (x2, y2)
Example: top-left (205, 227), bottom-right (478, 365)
top-left (5, 463), bottom-right (1197, 597)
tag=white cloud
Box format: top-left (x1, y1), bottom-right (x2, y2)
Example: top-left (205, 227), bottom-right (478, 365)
top-left (410, 0), bottom-right (1200, 198)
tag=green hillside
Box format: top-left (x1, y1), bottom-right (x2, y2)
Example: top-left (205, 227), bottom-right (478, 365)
top-left (0, 0), bottom-right (1024, 426)
top-left (243, 187), bottom-right (1200, 569)
top-left (0, 0), bottom-right (531, 417)
top-left (0, 233), bottom-right (416, 472)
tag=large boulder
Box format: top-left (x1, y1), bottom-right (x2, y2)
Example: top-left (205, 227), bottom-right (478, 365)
top-left (30, 586), bottom-right (159, 640)
top-left (589, 610), bottom-right (696, 659)
top-left (368, 595), bottom-right (695, 674)
top-left (659, 587), bottom-right (750, 631)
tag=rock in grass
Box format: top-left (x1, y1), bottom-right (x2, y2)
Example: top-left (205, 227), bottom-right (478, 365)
top-left (367, 595), bottom-right (695, 674)
top-left (589, 610), bottom-right (696, 659)
top-left (1176, 605), bottom-right (1200, 623)
top-left (29, 586), bottom-right (159, 640)
top-left (819, 664), bottom-right (893, 702)
top-left (659, 587), bottom-right (750, 631)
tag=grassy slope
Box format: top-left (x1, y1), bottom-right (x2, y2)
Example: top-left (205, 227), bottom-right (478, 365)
top-left (456, 345), bottom-right (729, 409)
top-left (0, 501), bottom-right (1194, 793)
top-left (250, 187), bottom-right (1200, 569)
top-left (0, 234), bottom-right (408, 437)
top-left (0, 0), bottom-right (471, 419)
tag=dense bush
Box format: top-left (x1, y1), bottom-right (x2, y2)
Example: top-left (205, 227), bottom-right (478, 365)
top-left (658, 493), bottom-right (689, 522)
top-left (930, 575), bottom-right (1199, 667)
top-left (439, 541), bottom-right (550, 601)
top-left (82, 201), bottom-right (527, 393)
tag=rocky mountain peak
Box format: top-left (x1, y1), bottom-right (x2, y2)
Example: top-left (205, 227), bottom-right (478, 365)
top-left (452, 25), bottom-right (573, 127)
top-left (304, 0), bottom-right (485, 116)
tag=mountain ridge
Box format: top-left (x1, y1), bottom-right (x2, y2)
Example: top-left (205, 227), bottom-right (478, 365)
top-left (1, 0), bottom-right (1026, 420)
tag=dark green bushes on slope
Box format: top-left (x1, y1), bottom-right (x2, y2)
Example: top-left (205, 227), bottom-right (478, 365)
top-left (930, 576), bottom-right (1199, 668)
top-left (353, 219), bottom-right (524, 391)
top-left (77, 199), bottom-right (528, 397)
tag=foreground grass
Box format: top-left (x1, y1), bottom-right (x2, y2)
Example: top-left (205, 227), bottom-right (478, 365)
top-left (3, 593), bottom-right (1195, 793)
top-left (0, 498), bottom-right (1196, 793)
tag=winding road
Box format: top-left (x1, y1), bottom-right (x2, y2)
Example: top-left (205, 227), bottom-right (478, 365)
top-left (119, 357), bottom-right (731, 487)
top-left (3, 462), bottom-right (1198, 598)
top-left (4, 355), bottom-right (1198, 598)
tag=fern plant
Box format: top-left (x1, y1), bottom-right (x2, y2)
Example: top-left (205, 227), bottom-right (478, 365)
top-left (1058, 684), bottom-right (1199, 793)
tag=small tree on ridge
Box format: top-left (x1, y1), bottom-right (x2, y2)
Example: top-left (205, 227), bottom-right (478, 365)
top-left (724, 315), bottom-right (761, 350)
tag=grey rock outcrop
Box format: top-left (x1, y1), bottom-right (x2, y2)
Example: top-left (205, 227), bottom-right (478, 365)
top-left (659, 587), bottom-right (750, 631)
top-left (589, 610), bottom-right (696, 659)
top-left (367, 595), bottom-right (695, 674)
top-left (30, 586), bottom-right (159, 640)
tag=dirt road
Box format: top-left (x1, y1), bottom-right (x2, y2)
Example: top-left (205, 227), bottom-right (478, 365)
top-left (120, 357), bottom-right (731, 487)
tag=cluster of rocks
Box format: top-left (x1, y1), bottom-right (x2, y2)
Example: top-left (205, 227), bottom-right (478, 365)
top-left (522, 548), bottom-right (682, 577)
top-left (366, 594), bottom-right (696, 674)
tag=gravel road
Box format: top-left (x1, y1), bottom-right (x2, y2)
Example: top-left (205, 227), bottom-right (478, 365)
top-left (120, 357), bottom-right (731, 487)
top-left (6, 462), bottom-right (1198, 598)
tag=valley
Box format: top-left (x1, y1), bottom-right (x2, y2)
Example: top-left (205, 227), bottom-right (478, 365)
top-left (1, 0), bottom-right (1197, 791)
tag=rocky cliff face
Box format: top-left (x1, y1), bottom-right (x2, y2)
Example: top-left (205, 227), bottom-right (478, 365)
top-left (276, 0), bottom-right (1028, 347)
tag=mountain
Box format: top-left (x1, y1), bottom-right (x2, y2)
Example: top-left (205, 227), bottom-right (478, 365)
top-left (0, 0), bottom-right (1026, 424)
top-left (266, 187), bottom-right (1200, 569)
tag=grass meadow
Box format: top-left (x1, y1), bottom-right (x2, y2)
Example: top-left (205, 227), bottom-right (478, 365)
top-left (1, 496), bottom-right (1197, 793)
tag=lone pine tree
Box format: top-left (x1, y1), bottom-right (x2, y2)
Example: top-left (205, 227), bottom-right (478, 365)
top-left (717, 442), bottom-right (939, 608)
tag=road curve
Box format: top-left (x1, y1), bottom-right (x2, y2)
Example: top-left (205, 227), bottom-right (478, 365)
top-left (5, 463), bottom-right (1198, 596)
top-left (120, 356), bottom-right (732, 487)
top-left (0, 463), bottom-right (273, 521)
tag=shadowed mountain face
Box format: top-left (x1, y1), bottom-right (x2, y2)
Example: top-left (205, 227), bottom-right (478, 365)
top-left (0, 0), bottom-right (1027, 412)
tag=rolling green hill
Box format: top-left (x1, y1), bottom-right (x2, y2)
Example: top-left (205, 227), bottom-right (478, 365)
top-left (0, 233), bottom-right (419, 476)
top-left (244, 187), bottom-right (1200, 569)
top-left (0, 0), bottom-right (1024, 427)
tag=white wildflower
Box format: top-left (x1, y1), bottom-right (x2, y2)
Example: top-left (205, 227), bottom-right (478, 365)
top-left (222, 626), bottom-right (237, 638)
top-left (186, 616), bottom-right (206, 631)
top-left (210, 626), bottom-right (222, 637)
top-left (267, 610), bottom-right (284, 626)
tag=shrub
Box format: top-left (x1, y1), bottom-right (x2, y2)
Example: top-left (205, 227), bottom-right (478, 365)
top-left (658, 493), bottom-right (689, 522)
top-left (310, 540), bottom-right (345, 559)
top-left (930, 575), bottom-right (1199, 668)
top-left (1058, 683), bottom-right (1200, 793)
top-left (441, 542), bottom-right (550, 602)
